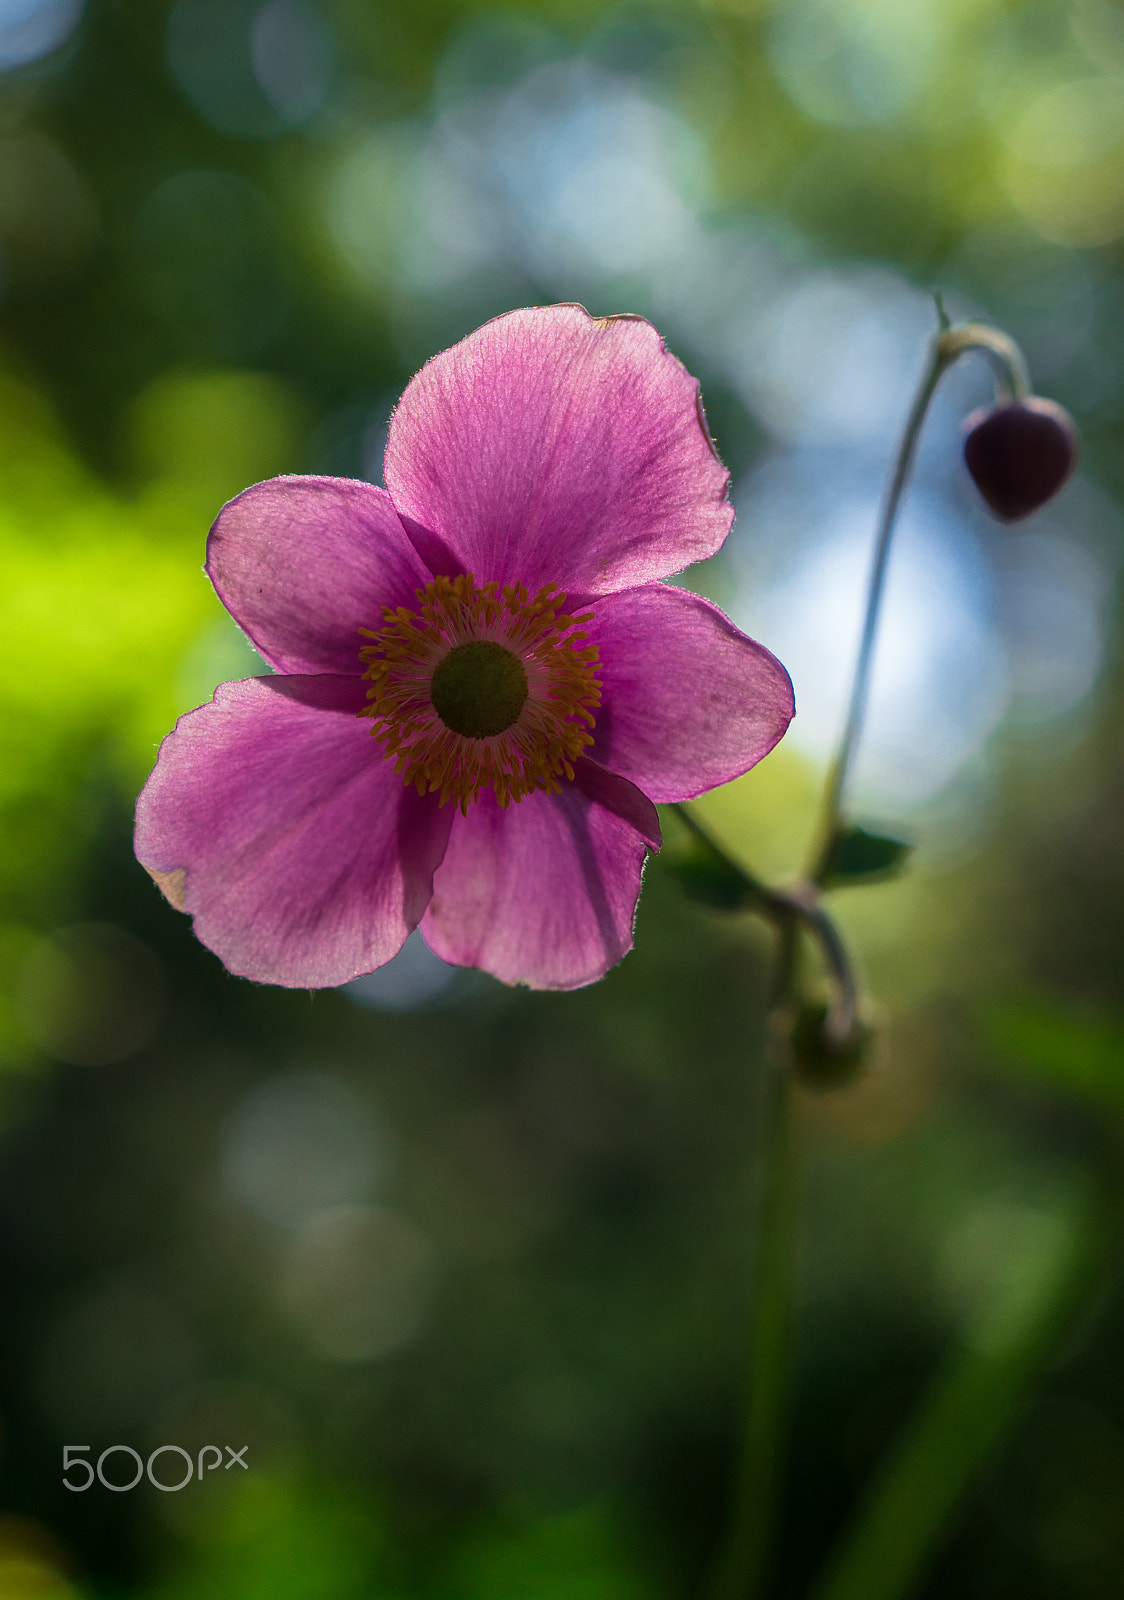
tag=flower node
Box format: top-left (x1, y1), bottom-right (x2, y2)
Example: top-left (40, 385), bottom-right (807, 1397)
top-left (359, 573), bottom-right (601, 813)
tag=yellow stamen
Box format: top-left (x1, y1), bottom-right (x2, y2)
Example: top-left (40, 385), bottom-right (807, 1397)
top-left (359, 573), bottom-right (601, 813)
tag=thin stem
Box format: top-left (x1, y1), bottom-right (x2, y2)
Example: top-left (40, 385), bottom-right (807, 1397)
top-left (775, 880), bottom-right (859, 1046)
top-left (808, 348), bottom-right (946, 880)
top-left (709, 1027), bottom-right (799, 1600)
top-left (669, 803), bottom-right (804, 1599)
top-left (690, 313), bottom-right (1036, 1600)
top-left (671, 800), bottom-right (769, 898)
top-left (938, 322), bottom-right (1031, 403)
top-left (669, 805), bottom-right (859, 1044)
top-left (809, 320), bottom-right (1031, 884)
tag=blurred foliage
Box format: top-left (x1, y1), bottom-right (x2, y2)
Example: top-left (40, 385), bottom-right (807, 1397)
top-left (665, 822), bottom-right (763, 911)
top-left (1, 1), bottom-right (1124, 1599)
top-left (819, 826), bottom-right (912, 889)
top-left (984, 1001), bottom-right (1124, 1118)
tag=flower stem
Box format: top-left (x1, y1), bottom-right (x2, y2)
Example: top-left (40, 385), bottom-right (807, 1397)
top-left (809, 320), bottom-right (1030, 884)
top-left (691, 312), bottom-right (1034, 1600)
top-left (709, 1027), bottom-right (799, 1600)
top-left (669, 804), bottom-right (859, 1045)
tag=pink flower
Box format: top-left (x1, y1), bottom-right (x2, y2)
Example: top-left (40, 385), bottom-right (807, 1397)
top-left (135, 306), bottom-right (794, 991)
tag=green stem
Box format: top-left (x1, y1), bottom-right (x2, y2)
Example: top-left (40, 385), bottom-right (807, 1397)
top-left (669, 805), bottom-right (858, 1044)
top-left (670, 800), bottom-right (770, 900)
top-left (709, 1030), bottom-right (799, 1600)
top-left (809, 321), bottom-right (1031, 884)
top-left (690, 313), bottom-right (1037, 1600)
top-left (670, 803), bottom-right (806, 1599)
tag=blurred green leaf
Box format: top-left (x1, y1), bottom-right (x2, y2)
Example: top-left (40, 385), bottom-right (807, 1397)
top-left (152, 1476), bottom-right (397, 1600)
top-left (809, 1187), bottom-right (1113, 1600)
top-left (821, 826), bottom-right (912, 888)
top-left (983, 1003), bottom-right (1124, 1116)
top-left (442, 1508), bottom-right (654, 1600)
top-left (666, 838), bottom-right (762, 912)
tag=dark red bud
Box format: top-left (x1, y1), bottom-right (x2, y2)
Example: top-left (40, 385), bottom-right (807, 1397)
top-left (963, 397), bottom-right (1079, 522)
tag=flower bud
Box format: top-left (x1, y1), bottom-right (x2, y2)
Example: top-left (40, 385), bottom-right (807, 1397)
top-left (962, 398), bottom-right (1079, 522)
top-left (789, 1002), bottom-right (871, 1091)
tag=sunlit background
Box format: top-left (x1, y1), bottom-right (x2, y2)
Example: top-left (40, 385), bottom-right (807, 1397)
top-left (2, 0), bottom-right (1124, 1596)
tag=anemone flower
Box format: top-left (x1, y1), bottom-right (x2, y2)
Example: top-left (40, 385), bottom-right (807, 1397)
top-left (135, 306), bottom-right (794, 990)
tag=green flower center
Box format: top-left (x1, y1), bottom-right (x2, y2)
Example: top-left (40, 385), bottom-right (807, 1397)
top-left (429, 639), bottom-right (529, 738)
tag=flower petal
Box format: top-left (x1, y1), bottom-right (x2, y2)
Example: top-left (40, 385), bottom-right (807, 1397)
top-left (588, 585), bottom-right (795, 801)
top-left (420, 758), bottom-right (659, 990)
top-left (207, 476), bottom-right (433, 675)
top-left (134, 675), bottom-right (453, 988)
top-left (384, 305), bottom-right (732, 595)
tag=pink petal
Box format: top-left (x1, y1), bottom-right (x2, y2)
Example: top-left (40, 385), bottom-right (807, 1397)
top-left (588, 585), bottom-right (795, 801)
top-left (207, 476), bottom-right (433, 676)
top-left (420, 758), bottom-right (660, 990)
top-left (134, 675), bottom-right (453, 988)
top-left (384, 305), bottom-right (732, 596)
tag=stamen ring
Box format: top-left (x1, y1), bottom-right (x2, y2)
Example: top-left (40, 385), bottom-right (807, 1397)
top-left (359, 574), bottom-right (601, 812)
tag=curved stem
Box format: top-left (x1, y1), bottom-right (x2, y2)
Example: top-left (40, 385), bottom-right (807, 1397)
top-left (808, 348), bottom-right (945, 881)
top-left (687, 313), bottom-right (1036, 1600)
top-left (774, 882), bottom-right (859, 1045)
top-left (670, 804), bottom-right (858, 1041)
top-left (671, 800), bottom-right (770, 898)
top-left (808, 320), bottom-right (1031, 884)
top-left (938, 323), bottom-right (1031, 403)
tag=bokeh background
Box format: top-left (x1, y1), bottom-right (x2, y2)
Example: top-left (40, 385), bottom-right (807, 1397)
top-left (1, 0), bottom-right (1124, 1596)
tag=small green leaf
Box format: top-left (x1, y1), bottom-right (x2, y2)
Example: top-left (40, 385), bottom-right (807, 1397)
top-left (821, 826), bottom-right (912, 887)
top-left (666, 839), bottom-right (761, 912)
top-left (983, 1002), bottom-right (1124, 1116)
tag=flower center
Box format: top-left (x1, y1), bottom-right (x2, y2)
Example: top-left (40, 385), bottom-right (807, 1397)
top-left (359, 574), bottom-right (601, 812)
top-left (429, 640), bottom-right (528, 738)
